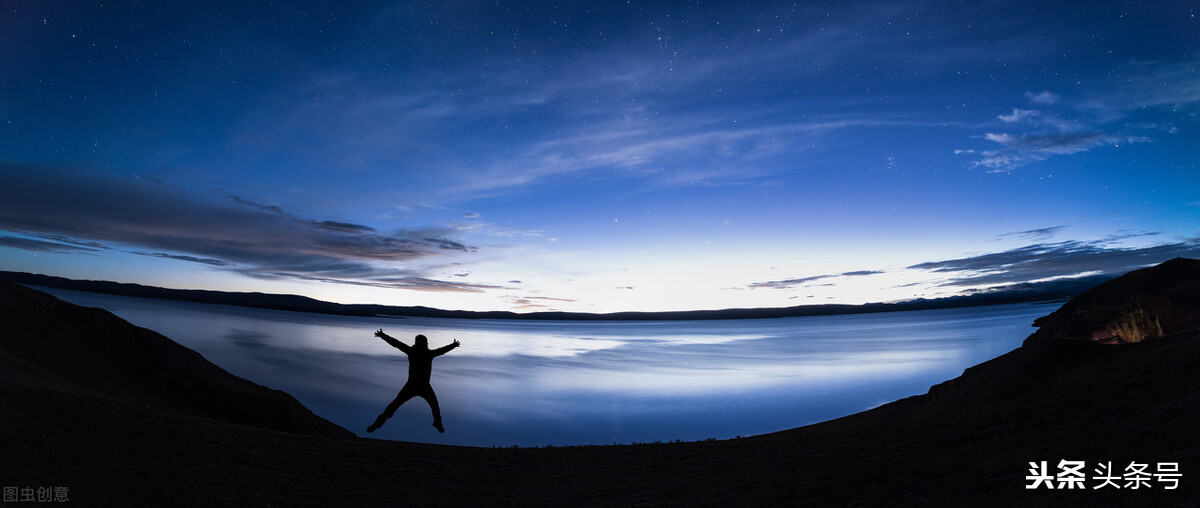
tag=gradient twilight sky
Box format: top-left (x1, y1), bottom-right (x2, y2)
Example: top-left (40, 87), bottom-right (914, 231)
top-left (1, 1), bottom-right (1197, 313)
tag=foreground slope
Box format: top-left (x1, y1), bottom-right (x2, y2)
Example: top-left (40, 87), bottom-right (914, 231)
top-left (3, 261), bottom-right (1200, 506)
top-left (0, 280), bottom-right (351, 438)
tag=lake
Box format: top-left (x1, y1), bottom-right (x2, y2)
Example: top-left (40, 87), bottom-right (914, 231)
top-left (37, 287), bottom-right (1059, 447)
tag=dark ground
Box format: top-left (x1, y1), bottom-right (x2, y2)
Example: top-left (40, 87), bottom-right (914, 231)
top-left (3, 265), bottom-right (1199, 506)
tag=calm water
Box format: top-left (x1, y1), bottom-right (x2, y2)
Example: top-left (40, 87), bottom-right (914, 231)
top-left (38, 287), bottom-right (1059, 447)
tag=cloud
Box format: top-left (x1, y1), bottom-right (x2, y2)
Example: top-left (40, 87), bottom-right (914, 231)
top-left (132, 252), bottom-right (232, 266)
top-left (232, 7), bottom-right (955, 202)
top-left (983, 133), bottom-right (1017, 144)
top-left (908, 240), bottom-right (1200, 288)
top-left (840, 270), bottom-right (884, 277)
top-left (748, 275), bottom-right (831, 289)
top-left (965, 61), bottom-right (1200, 172)
top-left (1026, 91), bottom-right (1061, 105)
top-left (309, 220), bottom-right (378, 235)
top-left (276, 273), bottom-right (505, 293)
top-left (224, 193), bottom-right (285, 214)
top-left (504, 295), bottom-right (577, 310)
top-left (998, 108), bottom-right (1039, 123)
top-left (0, 164), bottom-right (485, 292)
top-left (1078, 61), bottom-right (1200, 115)
top-left (29, 233), bottom-right (110, 250)
top-left (0, 235), bottom-right (103, 254)
top-left (447, 220), bottom-right (544, 239)
top-left (1101, 230), bottom-right (1162, 243)
top-left (971, 132), bottom-right (1139, 172)
top-left (748, 270), bottom-right (884, 290)
top-left (6, 233), bottom-right (114, 253)
top-left (223, 194), bottom-right (392, 238)
top-left (526, 296), bottom-right (576, 302)
top-left (453, 115), bottom-right (942, 196)
top-left (997, 226), bottom-right (1065, 241)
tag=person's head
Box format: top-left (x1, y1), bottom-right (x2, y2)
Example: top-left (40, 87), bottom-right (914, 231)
top-left (414, 334), bottom-right (428, 348)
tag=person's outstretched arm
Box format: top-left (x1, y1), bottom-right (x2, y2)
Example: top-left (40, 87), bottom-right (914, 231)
top-left (432, 339), bottom-right (461, 357)
top-left (374, 329), bottom-right (412, 353)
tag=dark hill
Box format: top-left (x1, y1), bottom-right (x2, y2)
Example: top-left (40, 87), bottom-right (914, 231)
top-left (1028, 257), bottom-right (1200, 344)
top-left (0, 279), bottom-right (351, 438)
top-left (833, 257), bottom-right (1200, 420)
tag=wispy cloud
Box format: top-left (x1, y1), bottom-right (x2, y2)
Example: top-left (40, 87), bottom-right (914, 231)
top-left (1026, 91), bottom-right (1061, 105)
top-left (972, 131), bottom-right (1139, 172)
top-left (998, 108), bottom-right (1039, 123)
top-left (963, 60), bottom-right (1199, 172)
top-left (0, 235), bottom-right (103, 254)
top-left (747, 270), bottom-right (884, 290)
top-left (223, 192), bottom-right (285, 214)
top-left (224, 2), bottom-right (988, 202)
top-left (132, 252), bottom-right (231, 267)
top-left (997, 226), bottom-right (1066, 241)
top-left (447, 217), bottom-right (544, 239)
top-left (0, 164), bottom-right (487, 292)
top-left (266, 272), bottom-right (505, 293)
top-left (453, 115), bottom-right (942, 197)
top-left (1077, 61), bottom-right (1200, 115)
top-left (1102, 230), bottom-right (1163, 243)
top-left (504, 295), bottom-right (578, 311)
top-left (909, 240), bottom-right (1200, 288)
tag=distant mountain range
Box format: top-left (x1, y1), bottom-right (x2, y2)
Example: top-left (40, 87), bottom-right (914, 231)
top-left (0, 270), bottom-right (1111, 320)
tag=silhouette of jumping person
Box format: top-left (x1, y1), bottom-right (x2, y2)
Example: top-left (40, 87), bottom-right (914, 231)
top-left (367, 330), bottom-right (461, 433)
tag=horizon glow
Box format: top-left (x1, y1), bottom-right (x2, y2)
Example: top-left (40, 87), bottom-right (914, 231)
top-left (1, 1), bottom-right (1198, 313)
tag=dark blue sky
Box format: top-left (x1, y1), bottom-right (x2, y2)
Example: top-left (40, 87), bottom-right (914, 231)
top-left (2, 1), bottom-right (1197, 312)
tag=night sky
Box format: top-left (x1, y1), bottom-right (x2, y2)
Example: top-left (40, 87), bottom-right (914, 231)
top-left (2, 1), bottom-right (1197, 313)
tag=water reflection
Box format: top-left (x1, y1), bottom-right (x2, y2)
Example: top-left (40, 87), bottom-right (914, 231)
top-left (37, 287), bottom-right (1058, 447)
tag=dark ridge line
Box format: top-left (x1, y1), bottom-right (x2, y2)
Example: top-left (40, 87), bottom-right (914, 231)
top-left (0, 270), bottom-right (1105, 321)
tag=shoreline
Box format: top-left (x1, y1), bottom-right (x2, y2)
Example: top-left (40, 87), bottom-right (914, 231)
top-left (26, 283), bottom-right (1061, 448)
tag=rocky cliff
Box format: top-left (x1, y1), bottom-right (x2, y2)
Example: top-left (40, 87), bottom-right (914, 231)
top-left (830, 257), bottom-right (1200, 423)
top-left (1026, 257), bottom-right (1200, 344)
